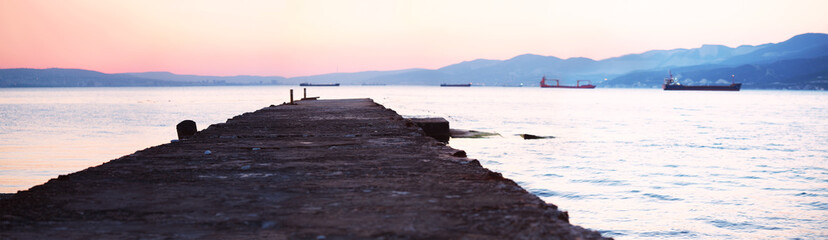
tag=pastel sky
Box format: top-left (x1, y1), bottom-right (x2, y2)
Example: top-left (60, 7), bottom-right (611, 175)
top-left (1, 0), bottom-right (827, 77)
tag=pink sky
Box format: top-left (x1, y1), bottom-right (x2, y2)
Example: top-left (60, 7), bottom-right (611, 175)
top-left (1, 0), bottom-right (827, 77)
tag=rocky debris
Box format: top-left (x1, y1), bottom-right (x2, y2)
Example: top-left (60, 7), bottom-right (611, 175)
top-left (450, 129), bottom-right (501, 138)
top-left (452, 150), bottom-right (467, 158)
top-left (0, 98), bottom-right (609, 239)
top-left (519, 133), bottom-right (556, 140)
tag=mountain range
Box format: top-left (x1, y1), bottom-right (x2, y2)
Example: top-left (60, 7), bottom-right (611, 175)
top-left (2, 33), bottom-right (827, 90)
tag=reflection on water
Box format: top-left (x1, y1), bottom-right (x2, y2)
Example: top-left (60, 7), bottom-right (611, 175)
top-left (1, 86), bottom-right (826, 239)
top-left (0, 86), bottom-right (296, 191)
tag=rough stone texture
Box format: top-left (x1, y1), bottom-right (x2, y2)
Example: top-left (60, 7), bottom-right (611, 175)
top-left (0, 98), bottom-right (610, 239)
top-left (409, 117), bottom-right (451, 143)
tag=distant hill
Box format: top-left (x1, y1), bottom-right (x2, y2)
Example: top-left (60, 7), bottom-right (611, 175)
top-left (721, 33), bottom-right (828, 66)
top-left (282, 69), bottom-right (425, 85)
top-left (604, 33), bottom-right (828, 90)
top-left (604, 56), bottom-right (828, 90)
top-left (2, 32), bottom-right (826, 89)
top-left (119, 72), bottom-right (285, 85)
top-left (0, 69), bottom-right (284, 87)
top-left (0, 68), bottom-right (179, 87)
top-left (351, 32), bottom-right (827, 88)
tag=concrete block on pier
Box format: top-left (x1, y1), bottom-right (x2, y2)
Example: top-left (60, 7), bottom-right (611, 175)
top-left (409, 117), bottom-right (450, 142)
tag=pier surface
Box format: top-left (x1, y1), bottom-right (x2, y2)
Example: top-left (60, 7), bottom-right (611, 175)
top-left (0, 99), bottom-right (608, 239)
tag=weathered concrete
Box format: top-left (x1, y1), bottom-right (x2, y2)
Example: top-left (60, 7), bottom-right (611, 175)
top-left (409, 117), bottom-right (450, 143)
top-left (0, 98), bottom-right (609, 239)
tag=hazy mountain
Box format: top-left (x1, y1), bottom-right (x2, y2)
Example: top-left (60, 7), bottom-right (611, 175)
top-left (721, 33), bottom-right (828, 65)
top-left (353, 33), bottom-right (826, 87)
top-left (3, 33), bottom-right (826, 89)
top-left (120, 72), bottom-right (285, 85)
top-left (361, 54), bottom-right (603, 86)
top-left (0, 68), bottom-right (180, 87)
top-left (603, 33), bottom-right (828, 89)
top-left (0, 69), bottom-right (284, 87)
top-left (283, 69), bottom-right (425, 85)
top-left (604, 56), bottom-right (828, 90)
top-left (438, 59), bottom-right (502, 75)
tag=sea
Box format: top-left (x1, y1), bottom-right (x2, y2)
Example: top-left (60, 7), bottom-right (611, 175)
top-left (0, 86), bottom-right (826, 239)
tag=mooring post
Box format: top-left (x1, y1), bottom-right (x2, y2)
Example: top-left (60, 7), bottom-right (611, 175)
top-left (290, 89), bottom-right (294, 104)
top-left (176, 120), bottom-right (197, 140)
top-left (304, 88), bottom-right (307, 99)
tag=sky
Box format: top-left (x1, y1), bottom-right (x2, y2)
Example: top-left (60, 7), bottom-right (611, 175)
top-left (1, 0), bottom-right (827, 77)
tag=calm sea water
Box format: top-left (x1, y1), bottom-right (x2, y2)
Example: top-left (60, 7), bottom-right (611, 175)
top-left (1, 86), bottom-right (826, 239)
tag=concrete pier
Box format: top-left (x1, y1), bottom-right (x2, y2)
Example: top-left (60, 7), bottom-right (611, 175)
top-left (409, 117), bottom-right (451, 142)
top-left (0, 98), bottom-right (608, 239)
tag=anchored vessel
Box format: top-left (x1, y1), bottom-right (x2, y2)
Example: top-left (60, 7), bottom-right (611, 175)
top-left (540, 77), bottom-right (595, 89)
top-left (440, 83), bottom-right (472, 87)
top-left (662, 72), bottom-right (741, 91)
top-left (300, 83), bottom-right (340, 87)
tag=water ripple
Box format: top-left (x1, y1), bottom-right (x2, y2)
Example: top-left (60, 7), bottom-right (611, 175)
top-left (708, 219), bottom-right (787, 231)
top-left (639, 230), bottom-right (697, 238)
top-left (570, 178), bottom-right (629, 186)
top-left (642, 193), bottom-right (683, 201)
top-left (804, 201), bottom-right (828, 211)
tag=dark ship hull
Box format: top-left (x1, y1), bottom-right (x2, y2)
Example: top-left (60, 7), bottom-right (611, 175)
top-left (663, 83), bottom-right (741, 91)
top-left (539, 77), bottom-right (595, 89)
top-left (440, 83), bottom-right (472, 87)
top-left (300, 83), bottom-right (340, 86)
top-left (541, 85), bottom-right (596, 89)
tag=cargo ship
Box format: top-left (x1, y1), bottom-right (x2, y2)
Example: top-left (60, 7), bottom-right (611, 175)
top-left (540, 76), bottom-right (595, 89)
top-left (300, 83), bottom-right (340, 87)
top-left (662, 72), bottom-right (741, 91)
top-left (440, 83), bottom-right (472, 87)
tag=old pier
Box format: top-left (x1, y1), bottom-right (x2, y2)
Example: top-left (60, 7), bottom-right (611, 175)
top-left (0, 98), bottom-right (608, 239)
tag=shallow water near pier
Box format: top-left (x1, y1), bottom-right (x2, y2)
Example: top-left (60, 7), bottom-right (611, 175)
top-left (1, 86), bottom-right (826, 239)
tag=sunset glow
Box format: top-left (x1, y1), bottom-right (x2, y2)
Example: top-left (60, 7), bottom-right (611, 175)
top-left (1, 0), bottom-right (827, 77)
